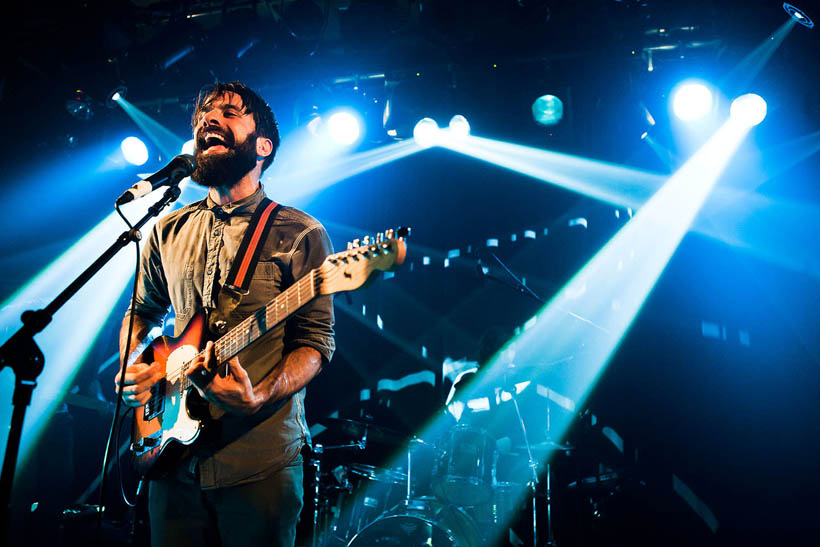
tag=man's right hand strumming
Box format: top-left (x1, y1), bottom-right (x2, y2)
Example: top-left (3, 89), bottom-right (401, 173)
top-left (116, 361), bottom-right (164, 407)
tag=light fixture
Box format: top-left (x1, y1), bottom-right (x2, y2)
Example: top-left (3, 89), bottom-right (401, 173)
top-left (532, 95), bottom-right (564, 126)
top-left (730, 94), bottom-right (767, 127)
top-left (106, 85), bottom-right (127, 109)
top-left (783, 3), bottom-right (814, 28)
top-left (327, 111), bottom-right (363, 145)
top-left (448, 115), bottom-right (470, 138)
top-left (66, 89), bottom-right (94, 121)
top-left (672, 81), bottom-right (714, 122)
top-left (121, 137), bottom-right (149, 166)
top-left (413, 118), bottom-right (440, 148)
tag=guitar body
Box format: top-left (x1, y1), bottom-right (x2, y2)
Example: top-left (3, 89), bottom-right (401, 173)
top-left (131, 310), bottom-right (209, 475)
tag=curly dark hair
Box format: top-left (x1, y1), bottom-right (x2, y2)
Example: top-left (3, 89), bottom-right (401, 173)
top-left (192, 81), bottom-right (280, 173)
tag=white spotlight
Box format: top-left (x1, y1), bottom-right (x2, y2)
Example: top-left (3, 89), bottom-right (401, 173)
top-left (413, 118), bottom-right (440, 148)
top-left (327, 111), bottom-right (361, 145)
top-left (730, 93), bottom-right (767, 127)
top-left (181, 139), bottom-right (195, 155)
top-left (448, 115), bottom-right (470, 138)
top-left (672, 82), bottom-right (714, 122)
top-left (121, 137), bottom-right (149, 166)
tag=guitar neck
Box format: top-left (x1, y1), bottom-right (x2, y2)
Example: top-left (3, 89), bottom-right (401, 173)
top-left (180, 270), bottom-right (319, 388)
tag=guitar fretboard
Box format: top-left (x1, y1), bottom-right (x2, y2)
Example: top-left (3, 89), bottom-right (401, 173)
top-left (180, 270), bottom-right (319, 389)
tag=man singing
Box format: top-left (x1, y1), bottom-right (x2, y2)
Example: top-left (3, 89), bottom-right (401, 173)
top-left (117, 81), bottom-right (335, 547)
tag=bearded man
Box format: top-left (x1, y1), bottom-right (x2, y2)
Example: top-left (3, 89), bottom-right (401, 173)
top-left (117, 81), bottom-right (335, 547)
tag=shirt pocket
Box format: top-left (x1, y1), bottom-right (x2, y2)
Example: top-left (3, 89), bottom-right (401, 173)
top-left (174, 261), bottom-right (196, 323)
top-left (239, 260), bottom-right (282, 314)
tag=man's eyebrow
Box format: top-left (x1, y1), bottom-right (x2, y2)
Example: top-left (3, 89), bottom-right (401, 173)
top-left (199, 102), bottom-right (246, 116)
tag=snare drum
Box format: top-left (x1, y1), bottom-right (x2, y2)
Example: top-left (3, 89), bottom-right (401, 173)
top-left (347, 497), bottom-right (482, 547)
top-left (433, 425), bottom-right (496, 506)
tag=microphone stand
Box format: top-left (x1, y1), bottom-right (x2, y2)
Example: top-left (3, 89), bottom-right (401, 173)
top-left (0, 184), bottom-right (182, 543)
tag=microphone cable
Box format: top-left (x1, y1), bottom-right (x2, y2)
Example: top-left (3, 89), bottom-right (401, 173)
top-left (94, 203), bottom-right (144, 545)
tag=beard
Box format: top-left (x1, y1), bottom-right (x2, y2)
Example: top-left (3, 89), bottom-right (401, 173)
top-left (191, 131), bottom-right (258, 188)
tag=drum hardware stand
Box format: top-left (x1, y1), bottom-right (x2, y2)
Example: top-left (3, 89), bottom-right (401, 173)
top-left (404, 437), bottom-right (426, 502)
top-left (309, 436), bottom-right (370, 547)
top-left (543, 390), bottom-right (558, 546)
top-left (310, 444), bottom-right (323, 547)
top-left (508, 372), bottom-right (543, 547)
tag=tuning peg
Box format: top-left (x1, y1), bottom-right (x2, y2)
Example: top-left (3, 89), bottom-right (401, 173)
top-left (385, 228), bottom-right (395, 239)
top-left (375, 232), bottom-right (384, 243)
top-left (346, 241), bottom-right (354, 250)
top-left (362, 235), bottom-right (370, 245)
top-left (352, 238), bottom-right (361, 248)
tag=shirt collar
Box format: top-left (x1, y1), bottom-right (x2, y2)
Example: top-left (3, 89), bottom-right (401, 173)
top-left (202, 184), bottom-right (266, 217)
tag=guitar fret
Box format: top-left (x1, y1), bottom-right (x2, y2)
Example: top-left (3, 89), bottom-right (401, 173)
top-left (210, 270), bottom-right (319, 374)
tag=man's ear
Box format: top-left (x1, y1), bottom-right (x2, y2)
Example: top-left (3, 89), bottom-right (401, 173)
top-left (256, 136), bottom-right (273, 160)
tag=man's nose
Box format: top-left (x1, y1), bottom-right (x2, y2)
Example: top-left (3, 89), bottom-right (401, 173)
top-left (202, 110), bottom-right (223, 128)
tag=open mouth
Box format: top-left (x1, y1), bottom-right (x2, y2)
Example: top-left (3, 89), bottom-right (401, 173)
top-left (200, 131), bottom-right (232, 152)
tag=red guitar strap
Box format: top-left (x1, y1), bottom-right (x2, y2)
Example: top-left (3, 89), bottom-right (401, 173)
top-left (225, 197), bottom-right (280, 293)
top-left (209, 198), bottom-right (280, 337)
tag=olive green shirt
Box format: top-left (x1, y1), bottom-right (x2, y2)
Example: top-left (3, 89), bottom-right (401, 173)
top-left (131, 185), bottom-right (334, 488)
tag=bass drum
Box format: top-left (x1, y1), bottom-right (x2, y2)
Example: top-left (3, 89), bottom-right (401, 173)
top-left (347, 497), bottom-right (482, 547)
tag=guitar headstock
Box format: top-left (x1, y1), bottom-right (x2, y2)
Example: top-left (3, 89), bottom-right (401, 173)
top-left (318, 227), bottom-right (409, 295)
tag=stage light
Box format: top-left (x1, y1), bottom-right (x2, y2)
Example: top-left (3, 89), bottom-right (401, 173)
top-left (65, 89), bottom-right (94, 121)
top-left (532, 94), bottom-right (564, 126)
top-left (730, 93), bottom-right (767, 127)
top-left (112, 95), bottom-right (186, 159)
top-left (413, 118), bottom-right (440, 148)
top-left (783, 3), bottom-right (814, 28)
top-left (181, 139), bottom-right (195, 155)
top-left (121, 137), bottom-right (149, 166)
top-left (448, 115), bottom-right (470, 138)
top-left (327, 111), bottom-right (362, 145)
top-left (106, 85), bottom-right (127, 109)
top-left (672, 82), bottom-right (714, 122)
top-left (160, 44), bottom-right (195, 71)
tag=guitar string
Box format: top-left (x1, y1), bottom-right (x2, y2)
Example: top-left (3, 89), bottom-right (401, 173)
top-left (162, 271), bottom-right (320, 385)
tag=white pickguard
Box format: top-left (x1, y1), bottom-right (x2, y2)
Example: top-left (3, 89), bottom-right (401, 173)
top-left (159, 344), bottom-right (202, 449)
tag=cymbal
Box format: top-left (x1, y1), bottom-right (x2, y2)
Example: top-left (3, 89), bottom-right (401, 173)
top-left (317, 417), bottom-right (405, 444)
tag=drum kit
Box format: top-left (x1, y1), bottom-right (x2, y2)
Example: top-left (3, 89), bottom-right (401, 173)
top-left (307, 411), bottom-right (573, 546)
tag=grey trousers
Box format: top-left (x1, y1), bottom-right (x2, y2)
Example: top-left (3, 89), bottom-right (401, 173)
top-left (148, 458), bottom-right (304, 547)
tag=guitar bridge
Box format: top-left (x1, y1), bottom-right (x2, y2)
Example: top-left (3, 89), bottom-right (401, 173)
top-left (143, 378), bottom-right (167, 421)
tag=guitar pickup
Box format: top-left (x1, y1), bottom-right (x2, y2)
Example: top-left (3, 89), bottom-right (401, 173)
top-left (143, 378), bottom-right (167, 421)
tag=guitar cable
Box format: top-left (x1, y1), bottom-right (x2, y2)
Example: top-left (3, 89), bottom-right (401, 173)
top-left (94, 205), bottom-right (144, 543)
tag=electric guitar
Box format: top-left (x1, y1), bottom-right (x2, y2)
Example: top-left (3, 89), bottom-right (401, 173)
top-left (130, 228), bottom-right (408, 474)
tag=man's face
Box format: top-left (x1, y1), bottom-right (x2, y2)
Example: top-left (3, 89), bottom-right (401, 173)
top-left (191, 92), bottom-right (259, 188)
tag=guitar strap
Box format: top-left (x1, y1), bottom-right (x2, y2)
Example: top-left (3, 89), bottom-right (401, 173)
top-left (209, 198), bottom-right (281, 336)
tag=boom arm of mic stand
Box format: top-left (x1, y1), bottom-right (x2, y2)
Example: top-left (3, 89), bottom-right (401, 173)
top-left (0, 184), bottom-right (181, 542)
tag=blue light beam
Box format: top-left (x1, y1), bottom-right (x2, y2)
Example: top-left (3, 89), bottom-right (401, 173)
top-left (264, 139), bottom-right (422, 205)
top-left (113, 96), bottom-right (186, 160)
top-left (436, 134), bottom-right (666, 208)
top-left (477, 118), bottom-right (755, 443)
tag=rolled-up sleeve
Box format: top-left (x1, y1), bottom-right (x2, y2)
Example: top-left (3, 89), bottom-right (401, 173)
top-left (283, 224), bottom-right (335, 362)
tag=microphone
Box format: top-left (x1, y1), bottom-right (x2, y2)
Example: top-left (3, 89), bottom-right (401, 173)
top-left (116, 154), bottom-right (196, 205)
